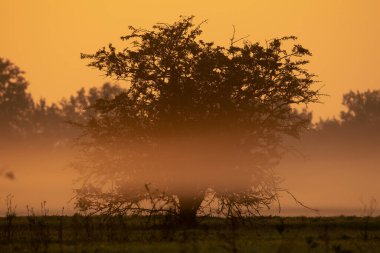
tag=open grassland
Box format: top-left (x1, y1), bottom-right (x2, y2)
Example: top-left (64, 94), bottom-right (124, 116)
top-left (1, 215), bottom-right (380, 253)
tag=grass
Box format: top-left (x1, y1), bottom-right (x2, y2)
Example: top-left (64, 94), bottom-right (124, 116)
top-left (1, 214), bottom-right (380, 253)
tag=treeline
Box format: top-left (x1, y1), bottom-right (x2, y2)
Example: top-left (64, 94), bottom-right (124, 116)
top-left (0, 58), bottom-right (125, 147)
top-left (1, 57), bottom-right (380, 147)
top-left (317, 90), bottom-right (380, 133)
top-left (285, 89), bottom-right (380, 160)
top-left (312, 90), bottom-right (380, 152)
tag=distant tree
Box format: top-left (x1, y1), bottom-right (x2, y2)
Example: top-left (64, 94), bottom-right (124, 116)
top-left (316, 89), bottom-right (380, 147)
top-left (0, 56), bottom-right (124, 148)
top-left (26, 83), bottom-right (125, 144)
top-left (77, 16), bottom-right (320, 224)
top-left (318, 90), bottom-right (380, 129)
top-left (60, 83), bottom-right (125, 125)
top-left (30, 98), bottom-right (66, 141)
top-left (340, 90), bottom-right (380, 125)
top-left (0, 58), bottom-right (34, 139)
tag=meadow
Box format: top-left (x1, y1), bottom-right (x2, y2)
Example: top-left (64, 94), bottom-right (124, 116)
top-left (1, 212), bottom-right (380, 253)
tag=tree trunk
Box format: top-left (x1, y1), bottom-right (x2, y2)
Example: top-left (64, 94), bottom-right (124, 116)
top-left (177, 192), bottom-right (204, 226)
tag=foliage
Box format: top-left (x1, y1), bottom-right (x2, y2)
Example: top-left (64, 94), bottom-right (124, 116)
top-left (317, 90), bottom-right (380, 144)
top-left (81, 16), bottom-right (318, 140)
top-left (0, 57), bottom-right (124, 146)
top-left (340, 90), bottom-right (380, 125)
top-left (77, 16), bottom-right (320, 221)
top-left (59, 83), bottom-right (125, 125)
top-left (318, 89), bottom-right (380, 128)
top-left (0, 58), bottom-right (34, 138)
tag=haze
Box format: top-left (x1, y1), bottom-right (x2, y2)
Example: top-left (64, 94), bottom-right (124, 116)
top-left (1, 0), bottom-right (380, 216)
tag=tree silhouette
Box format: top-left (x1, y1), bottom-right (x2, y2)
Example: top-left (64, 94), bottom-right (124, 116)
top-left (60, 83), bottom-right (125, 125)
top-left (316, 89), bottom-right (380, 146)
top-left (0, 58), bottom-right (34, 140)
top-left (29, 83), bottom-right (126, 145)
top-left (340, 90), bottom-right (380, 124)
top-left (317, 90), bottom-right (380, 129)
top-left (0, 57), bottom-right (124, 147)
top-left (77, 16), bottom-right (320, 224)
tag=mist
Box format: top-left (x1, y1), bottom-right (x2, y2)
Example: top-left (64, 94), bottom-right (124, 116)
top-left (1, 122), bottom-right (379, 217)
top-left (1, 22), bottom-right (379, 217)
top-left (0, 143), bottom-right (76, 215)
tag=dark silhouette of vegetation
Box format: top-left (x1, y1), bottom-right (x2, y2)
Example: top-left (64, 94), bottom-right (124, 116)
top-left (341, 90), bottom-right (380, 124)
top-left (1, 208), bottom-right (380, 253)
top-left (315, 89), bottom-right (380, 148)
top-left (77, 16), bottom-right (320, 224)
top-left (0, 58), bottom-right (34, 139)
top-left (0, 56), bottom-right (125, 147)
top-left (318, 90), bottom-right (380, 129)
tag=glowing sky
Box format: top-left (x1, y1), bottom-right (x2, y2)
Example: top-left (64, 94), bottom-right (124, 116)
top-left (1, 0), bottom-right (380, 120)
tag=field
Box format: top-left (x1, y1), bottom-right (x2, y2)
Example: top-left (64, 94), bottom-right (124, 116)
top-left (1, 214), bottom-right (380, 253)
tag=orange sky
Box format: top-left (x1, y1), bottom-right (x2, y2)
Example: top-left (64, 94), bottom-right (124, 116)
top-left (1, 0), bottom-right (380, 120)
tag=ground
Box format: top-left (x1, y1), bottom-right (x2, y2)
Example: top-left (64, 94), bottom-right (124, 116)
top-left (0, 215), bottom-right (379, 253)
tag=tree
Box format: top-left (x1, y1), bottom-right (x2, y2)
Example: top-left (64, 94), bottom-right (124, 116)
top-left (22, 83), bottom-right (125, 144)
top-left (340, 90), bottom-right (380, 124)
top-left (0, 57), bottom-right (125, 147)
top-left (60, 83), bottom-right (125, 125)
top-left (77, 16), bottom-right (320, 224)
top-left (316, 90), bottom-right (380, 146)
top-left (317, 90), bottom-right (380, 130)
top-left (0, 58), bottom-right (34, 139)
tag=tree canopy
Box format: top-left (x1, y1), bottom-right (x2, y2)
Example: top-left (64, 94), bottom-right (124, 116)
top-left (315, 90), bottom-right (380, 148)
top-left (0, 58), bottom-right (33, 138)
top-left (340, 90), bottom-right (380, 124)
top-left (77, 16), bottom-right (320, 222)
top-left (0, 57), bottom-right (124, 145)
top-left (81, 16), bottom-right (318, 141)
